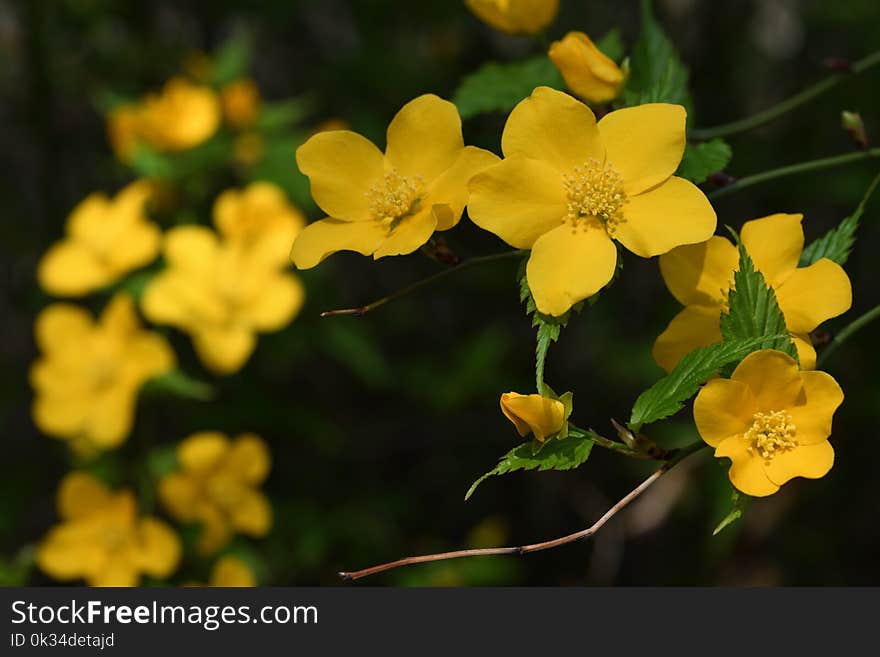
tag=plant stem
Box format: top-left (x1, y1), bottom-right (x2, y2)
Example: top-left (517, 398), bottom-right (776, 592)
top-left (818, 303), bottom-right (880, 366)
top-left (321, 250), bottom-right (526, 317)
top-left (708, 149), bottom-right (880, 200)
top-left (690, 50), bottom-right (880, 140)
top-left (568, 424), bottom-right (654, 460)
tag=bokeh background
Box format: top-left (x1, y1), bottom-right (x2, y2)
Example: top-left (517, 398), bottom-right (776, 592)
top-left (2, 0), bottom-right (879, 585)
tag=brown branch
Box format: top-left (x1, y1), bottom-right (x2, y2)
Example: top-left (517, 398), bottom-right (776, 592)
top-left (339, 442), bottom-right (706, 581)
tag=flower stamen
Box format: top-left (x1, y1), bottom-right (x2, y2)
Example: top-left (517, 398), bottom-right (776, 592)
top-left (562, 159), bottom-right (627, 233)
top-left (366, 169), bottom-right (423, 230)
top-left (744, 410), bottom-right (798, 461)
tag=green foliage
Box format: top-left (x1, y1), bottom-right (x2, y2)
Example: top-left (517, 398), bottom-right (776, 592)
top-left (628, 337), bottom-right (776, 432)
top-left (143, 370), bottom-right (215, 401)
top-left (209, 33), bottom-right (252, 86)
top-left (520, 268), bottom-right (571, 392)
top-left (453, 55), bottom-right (564, 119)
top-left (595, 28), bottom-right (625, 63)
top-left (713, 489), bottom-right (750, 536)
top-left (720, 244), bottom-right (798, 360)
top-left (800, 172), bottom-right (880, 266)
top-left (130, 136), bottom-right (233, 183)
top-left (254, 97), bottom-right (316, 132)
top-left (465, 433), bottom-right (594, 500)
top-left (246, 133), bottom-right (315, 212)
top-left (676, 139), bottom-right (732, 184)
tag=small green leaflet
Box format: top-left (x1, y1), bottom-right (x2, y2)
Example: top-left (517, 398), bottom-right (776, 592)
top-left (720, 244), bottom-right (798, 361)
top-left (713, 489), bottom-right (751, 536)
top-left (676, 139), bottom-right (732, 184)
top-left (520, 267), bottom-right (569, 393)
top-left (800, 171), bottom-right (880, 266)
top-left (465, 434), bottom-right (594, 500)
top-left (453, 55), bottom-right (563, 119)
top-left (628, 336), bottom-right (776, 432)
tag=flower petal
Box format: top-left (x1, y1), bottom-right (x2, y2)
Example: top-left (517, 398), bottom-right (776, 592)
top-left (788, 370), bottom-right (844, 445)
top-left (740, 213), bottom-right (804, 287)
top-left (290, 218), bottom-right (386, 269)
top-left (385, 94), bottom-right (464, 182)
top-left (210, 556), bottom-right (255, 587)
top-left (427, 146), bottom-right (500, 230)
top-left (136, 518), bottom-right (181, 578)
top-left (228, 489), bottom-right (272, 537)
top-left (85, 385), bottom-right (137, 449)
top-left (192, 326), bottom-right (257, 374)
top-left (223, 433), bottom-right (271, 485)
top-left (178, 432), bottom-right (230, 473)
top-left (652, 305), bottom-right (723, 372)
top-left (792, 334), bottom-right (817, 370)
top-left (764, 440), bottom-right (834, 487)
top-left (526, 218), bottom-right (617, 317)
top-left (90, 558), bottom-right (139, 587)
top-left (295, 130), bottom-right (384, 221)
top-left (37, 242), bottom-right (112, 296)
top-left (163, 225), bottom-right (219, 273)
top-left (659, 236), bottom-right (738, 307)
top-left (597, 104), bottom-right (686, 196)
top-left (158, 473), bottom-right (200, 521)
top-left (774, 258), bottom-right (852, 333)
top-left (240, 273), bottom-right (305, 332)
top-left (731, 350), bottom-right (802, 411)
top-left (715, 436), bottom-right (779, 497)
top-left (57, 473), bottom-right (113, 520)
top-left (104, 219), bottom-right (161, 274)
top-left (31, 393), bottom-right (90, 438)
top-left (693, 378), bottom-right (755, 447)
top-left (467, 156), bottom-right (567, 248)
top-left (615, 176), bottom-right (717, 258)
top-left (35, 304), bottom-right (94, 353)
top-left (372, 208), bottom-right (438, 259)
top-left (501, 86), bottom-right (604, 172)
top-left (499, 392), bottom-right (565, 442)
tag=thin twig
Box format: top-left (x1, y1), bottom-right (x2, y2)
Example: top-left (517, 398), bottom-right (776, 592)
top-left (339, 442), bottom-right (706, 581)
top-left (321, 250), bottom-right (527, 317)
top-left (818, 302), bottom-right (880, 366)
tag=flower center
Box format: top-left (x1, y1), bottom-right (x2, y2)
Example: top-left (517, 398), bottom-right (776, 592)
top-left (562, 159), bottom-right (627, 233)
top-left (743, 410), bottom-right (798, 461)
top-left (366, 168), bottom-right (423, 230)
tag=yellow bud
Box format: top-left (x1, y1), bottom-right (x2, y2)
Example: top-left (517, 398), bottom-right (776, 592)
top-left (465, 0), bottom-right (559, 36)
top-left (549, 31), bottom-right (625, 105)
top-left (500, 392), bottom-right (566, 442)
top-left (222, 79), bottom-right (261, 129)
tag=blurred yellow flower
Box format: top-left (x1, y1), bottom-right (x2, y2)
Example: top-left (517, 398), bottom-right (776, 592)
top-left (30, 294), bottom-right (175, 454)
top-left (209, 555), bottom-right (256, 586)
top-left (221, 79), bottom-right (261, 128)
top-left (465, 0), bottom-right (558, 35)
top-left (159, 432), bottom-right (272, 554)
top-left (290, 94), bottom-right (499, 268)
top-left (694, 350), bottom-right (842, 497)
top-left (233, 132), bottom-right (265, 166)
top-left (549, 31), bottom-right (625, 104)
top-left (469, 87), bottom-right (715, 316)
top-left (37, 472), bottom-right (180, 586)
top-left (500, 391), bottom-right (568, 442)
top-left (654, 213), bottom-right (852, 372)
top-left (38, 181), bottom-right (159, 297)
top-left (142, 186), bottom-right (305, 374)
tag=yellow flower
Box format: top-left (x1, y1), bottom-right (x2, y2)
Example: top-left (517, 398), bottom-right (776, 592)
top-left (38, 181), bottom-right (159, 297)
top-left (290, 94), bottom-right (499, 268)
top-left (37, 472), bottom-right (180, 586)
top-left (209, 555), bottom-right (256, 586)
top-left (549, 31), bottom-right (625, 105)
top-left (469, 87), bottom-right (716, 317)
top-left (221, 79), bottom-right (261, 128)
top-left (107, 104), bottom-right (142, 162)
top-left (654, 213), bottom-right (852, 372)
top-left (694, 350), bottom-right (842, 497)
top-left (465, 0), bottom-right (559, 35)
top-left (159, 432), bottom-right (272, 555)
top-left (30, 294), bottom-right (175, 454)
top-left (500, 391), bottom-right (569, 442)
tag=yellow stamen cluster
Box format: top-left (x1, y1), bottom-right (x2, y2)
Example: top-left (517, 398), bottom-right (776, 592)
top-left (562, 159), bottom-right (627, 232)
top-left (366, 169), bottom-right (423, 229)
top-left (744, 410), bottom-right (798, 461)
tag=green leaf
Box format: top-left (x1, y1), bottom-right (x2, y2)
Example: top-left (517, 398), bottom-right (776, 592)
top-left (466, 433), bottom-right (594, 500)
top-left (519, 266), bottom-right (569, 392)
top-left (720, 244), bottom-right (798, 360)
top-left (628, 336), bottom-right (776, 431)
top-left (800, 171), bottom-right (880, 266)
top-left (210, 33), bottom-right (252, 86)
top-left (254, 96), bottom-right (315, 132)
top-left (676, 139), bottom-right (732, 184)
top-left (595, 28), bottom-right (625, 63)
top-left (143, 370), bottom-right (215, 401)
top-left (713, 489), bottom-right (750, 536)
top-left (453, 55), bottom-right (564, 119)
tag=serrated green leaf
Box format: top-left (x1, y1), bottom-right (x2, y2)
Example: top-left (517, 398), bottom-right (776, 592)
top-left (465, 433), bottom-right (594, 500)
top-left (595, 28), bottom-right (625, 63)
top-left (713, 489), bottom-right (750, 536)
top-left (519, 268), bottom-right (569, 392)
top-left (720, 244), bottom-right (798, 360)
top-left (676, 139), bottom-right (732, 184)
top-left (629, 336), bottom-right (775, 431)
top-left (453, 55), bottom-right (564, 119)
top-left (800, 171), bottom-right (880, 266)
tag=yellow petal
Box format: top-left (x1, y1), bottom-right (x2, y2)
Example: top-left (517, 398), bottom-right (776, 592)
top-left (90, 558), bottom-right (139, 587)
top-left (693, 378), bottom-right (755, 447)
top-left (763, 440), bottom-right (834, 487)
top-left (37, 241), bottom-right (112, 296)
top-left (295, 130), bottom-right (384, 221)
top-left (228, 489), bottom-right (272, 537)
top-left (192, 326), bottom-right (257, 374)
top-left (792, 334), bottom-right (817, 370)
top-left (136, 518), bottom-right (181, 578)
top-left (385, 94), bottom-right (464, 181)
top-left (731, 350), bottom-right (802, 411)
top-left (290, 218), bottom-right (386, 269)
top-left (196, 506), bottom-right (233, 555)
top-left (652, 305), bottom-right (723, 372)
top-left (467, 155), bottom-right (567, 248)
top-left (210, 556), bottom-right (256, 587)
top-left (35, 304), bottom-right (94, 353)
top-left (427, 146), bottom-right (501, 230)
top-left (241, 273), bottom-right (304, 331)
top-left (526, 218), bottom-right (618, 316)
top-left (178, 432), bottom-right (230, 473)
top-left (123, 333), bottom-right (176, 382)
top-left (104, 218), bottom-right (161, 275)
top-left (31, 393), bottom-right (90, 438)
top-left (499, 392), bottom-right (565, 442)
top-left (788, 370), bottom-right (844, 445)
top-left (100, 293), bottom-right (140, 338)
top-left (501, 86), bottom-right (604, 172)
top-left (67, 193), bottom-right (111, 244)
top-left (597, 104), bottom-right (686, 196)
top-left (163, 225), bottom-right (219, 272)
top-left (774, 258), bottom-right (852, 333)
top-left (740, 213), bottom-right (804, 287)
top-left (465, 0), bottom-right (559, 35)
top-left (223, 433), bottom-right (271, 485)
top-left (36, 529), bottom-right (103, 582)
top-left (57, 472), bottom-right (112, 520)
top-left (715, 436), bottom-right (779, 497)
top-left (659, 236), bottom-right (738, 307)
top-left (549, 32), bottom-right (624, 105)
top-left (85, 385), bottom-right (137, 449)
top-left (615, 176), bottom-right (717, 258)
top-left (372, 207), bottom-right (438, 259)
top-left (158, 473), bottom-right (200, 521)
